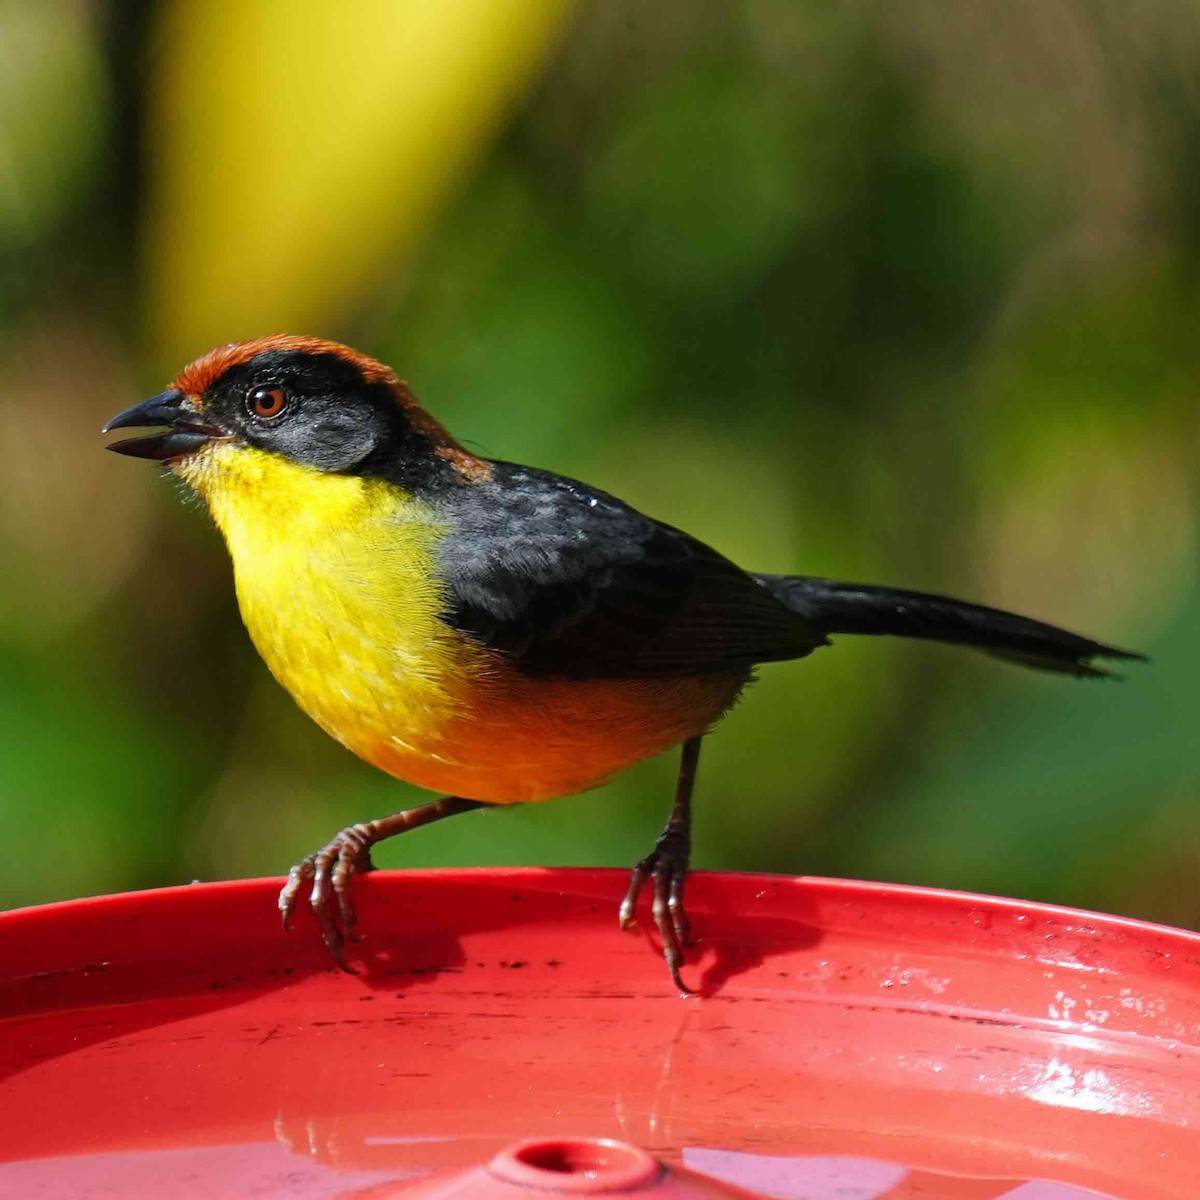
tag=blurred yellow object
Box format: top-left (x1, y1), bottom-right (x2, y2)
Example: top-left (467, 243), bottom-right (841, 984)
top-left (0, 5), bottom-right (108, 251)
top-left (141, 0), bottom-right (574, 367)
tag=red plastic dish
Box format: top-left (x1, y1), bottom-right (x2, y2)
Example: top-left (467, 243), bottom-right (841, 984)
top-left (1, 869), bottom-right (1197, 1199)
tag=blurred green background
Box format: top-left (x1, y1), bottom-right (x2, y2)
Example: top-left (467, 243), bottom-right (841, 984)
top-left (1, 1), bottom-right (1196, 925)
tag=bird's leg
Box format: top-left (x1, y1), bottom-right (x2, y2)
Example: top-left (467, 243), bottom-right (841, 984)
top-left (279, 795), bottom-right (488, 970)
top-left (619, 736), bottom-right (702, 994)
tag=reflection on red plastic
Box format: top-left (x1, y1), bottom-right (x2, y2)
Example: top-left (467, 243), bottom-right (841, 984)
top-left (0, 869), bottom-right (1197, 1200)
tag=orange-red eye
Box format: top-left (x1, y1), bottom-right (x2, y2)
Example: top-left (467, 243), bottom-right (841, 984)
top-left (250, 386), bottom-right (287, 418)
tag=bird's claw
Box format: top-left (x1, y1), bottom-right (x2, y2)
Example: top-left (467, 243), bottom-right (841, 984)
top-left (619, 825), bottom-right (694, 995)
top-left (278, 823), bottom-right (378, 970)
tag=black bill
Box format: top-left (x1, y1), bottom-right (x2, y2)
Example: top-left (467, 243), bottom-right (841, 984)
top-left (103, 389), bottom-right (227, 460)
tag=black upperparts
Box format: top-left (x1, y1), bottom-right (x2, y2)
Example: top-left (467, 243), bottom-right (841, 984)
top-left (433, 462), bottom-right (825, 680)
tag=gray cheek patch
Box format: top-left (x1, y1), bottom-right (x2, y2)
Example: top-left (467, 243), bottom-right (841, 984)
top-left (262, 401), bottom-right (381, 473)
top-left (305, 413), bottom-right (380, 471)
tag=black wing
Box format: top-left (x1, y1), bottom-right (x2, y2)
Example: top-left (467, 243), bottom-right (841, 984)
top-left (434, 463), bottom-right (825, 679)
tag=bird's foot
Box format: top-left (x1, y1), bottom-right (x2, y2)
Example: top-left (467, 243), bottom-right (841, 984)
top-left (278, 823), bottom-right (378, 971)
top-left (618, 823), bottom-right (694, 995)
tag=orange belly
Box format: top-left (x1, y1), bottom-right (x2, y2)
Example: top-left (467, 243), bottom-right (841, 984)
top-left (352, 665), bottom-right (750, 803)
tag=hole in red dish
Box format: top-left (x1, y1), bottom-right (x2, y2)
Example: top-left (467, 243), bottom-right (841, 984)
top-left (491, 1138), bottom-right (661, 1191)
top-left (515, 1142), bottom-right (621, 1176)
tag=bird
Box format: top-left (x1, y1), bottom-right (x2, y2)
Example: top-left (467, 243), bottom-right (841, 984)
top-left (103, 335), bottom-right (1144, 993)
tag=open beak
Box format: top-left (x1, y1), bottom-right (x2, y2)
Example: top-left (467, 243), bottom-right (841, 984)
top-left (102, 390), bottom-right (228, 461)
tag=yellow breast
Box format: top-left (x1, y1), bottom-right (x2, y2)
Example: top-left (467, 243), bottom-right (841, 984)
top-left (174, 443), bottom-right (746, 803)
top-left (178, 443), bottom-right (475, 755)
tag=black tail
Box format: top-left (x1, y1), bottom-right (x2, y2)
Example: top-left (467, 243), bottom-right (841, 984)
top-left (757, 574), bottom-right (1145, 678)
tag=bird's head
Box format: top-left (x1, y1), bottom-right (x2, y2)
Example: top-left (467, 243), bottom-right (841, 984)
top-left (103, 336), bottom-right (489, 496)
